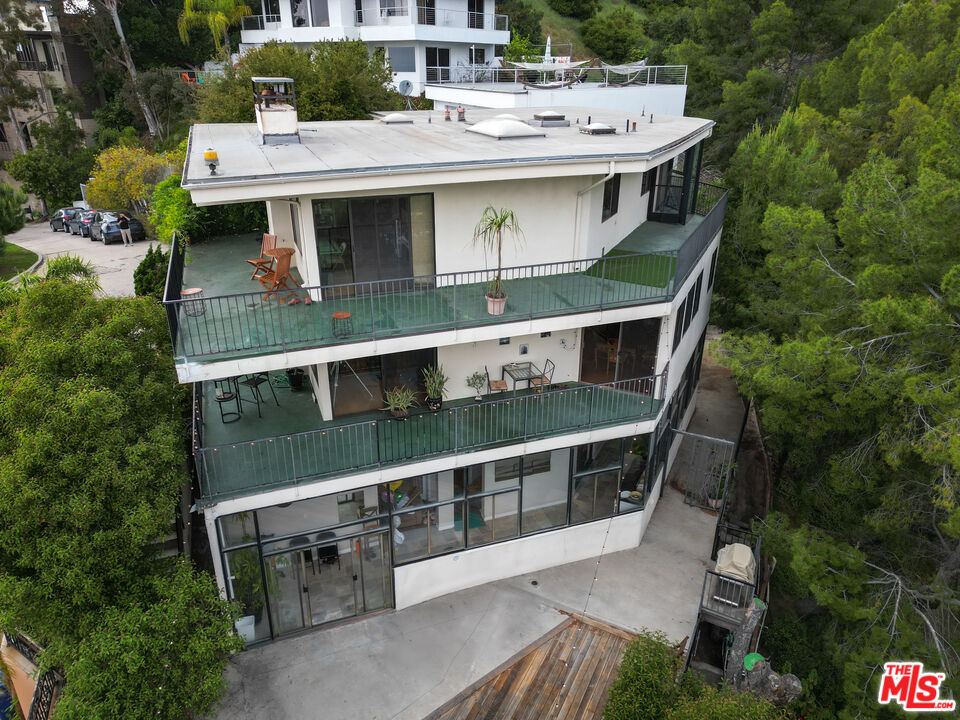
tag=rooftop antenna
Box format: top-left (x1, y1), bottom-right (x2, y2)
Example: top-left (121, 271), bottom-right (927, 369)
top-left (398, 80), bottom-right (414, 111)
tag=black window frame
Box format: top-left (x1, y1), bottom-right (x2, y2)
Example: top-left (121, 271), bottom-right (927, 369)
top-left (601, 173), bottom-right (621, 222)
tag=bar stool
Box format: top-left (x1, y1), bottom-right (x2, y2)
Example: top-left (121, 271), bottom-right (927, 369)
top-left (182, 287), bottom-right (205, 316)
top-left (332, 311), bottom-right (353, 338)
top-left (238, 372), bottom-right (280, 418)
top-left (213, 378), bottom-right (241, 423)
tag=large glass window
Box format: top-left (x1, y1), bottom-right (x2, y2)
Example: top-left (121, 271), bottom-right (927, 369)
top-left (521, 450), bottom-right (569, 533)
top-left (571, 470), bottom-right (618, 523)
top-left (393, 501), bottom-right (464, 563)
top-left (225, 547), bottom-right (271, 643)
top-left (602, 173), bottom-right (621, 221)
top-left (290, 0), bottom-right (309, 25)
top-left (329, 347), bottom-right (436, 418)
top-left (468, 490), bottom-right (518, 546)
top-left (310, 0), bottom-right (329, 25)
top-left (389, 46), bottom-right (415, 72)
top-left (312, 193), bottom-right (435, 289)
top-left (426, 47), bottom-right (450, 81)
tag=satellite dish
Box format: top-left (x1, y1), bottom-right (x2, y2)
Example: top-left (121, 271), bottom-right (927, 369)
top-left (398, 80), bottom-right (414, 96)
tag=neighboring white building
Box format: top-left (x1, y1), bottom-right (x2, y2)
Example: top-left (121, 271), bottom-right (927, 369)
top-left (425, 64), bottom-right (689, 116)
top-left (239, 0), bottom-right (509, 94)
top-left (167, 86), bottom-right (726, 644)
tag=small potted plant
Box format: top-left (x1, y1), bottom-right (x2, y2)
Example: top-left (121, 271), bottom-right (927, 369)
top-left (383, 386), bottom-right (417, 419)
top-left (466, 371), bottom-right (486, 402)
top-left (473, 205), bottom-right (524, 316)
top-left (422, 364), bottom-right (449, 412)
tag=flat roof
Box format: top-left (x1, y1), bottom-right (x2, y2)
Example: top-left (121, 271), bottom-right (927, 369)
top-left (184, 106), bottom-right (713, 192)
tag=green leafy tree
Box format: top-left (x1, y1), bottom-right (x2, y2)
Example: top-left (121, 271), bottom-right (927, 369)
top-left (581, 6), bottom-right (648, 64)
top-left (546, 0), bottom-right (598, 21)
top-left (149, 175), bottom-right (201, 243)
top-left (50, 561), bottom-right (242, 720)
top-left (178, 0), bottom-right (252, 56)
top-left (5, 108), bottom-right (97, 210)
top-left (0, 183), bottom-right (27, 250)
top-left (196, 40), bottom-right (395, 123)
top-left (496, 0), bottom-right (544, 45)
top-left (0, 280), bottom-right (240, 719)
top-left (666, 684), bottom-right (786, 720)
top-left (603, 632), bottom-right (683, 720)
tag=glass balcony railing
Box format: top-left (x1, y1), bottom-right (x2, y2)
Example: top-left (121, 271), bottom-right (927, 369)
top-left (192, 373), bottom-right (666, 501)
top-left (164, 184), bottom-right (727, 365)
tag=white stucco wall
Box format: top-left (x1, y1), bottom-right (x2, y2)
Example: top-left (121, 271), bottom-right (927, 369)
top-left (437, 329), bottom-right (581, 400)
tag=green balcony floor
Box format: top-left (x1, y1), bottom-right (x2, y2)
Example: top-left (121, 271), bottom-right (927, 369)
top-left (197, 376), bottom-right (661, 501)
top-left (176, 222), bottom-right (689, 364)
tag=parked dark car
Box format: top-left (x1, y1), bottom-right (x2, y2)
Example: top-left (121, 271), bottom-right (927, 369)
top-left (89, 211), bottom-right (147, 245)
top-left (69, 210), bottom-right (98, 236)
top-left (50, 207), bottom-right (82, 232)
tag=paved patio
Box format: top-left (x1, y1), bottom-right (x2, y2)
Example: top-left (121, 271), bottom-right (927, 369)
top-left (207, 486), bottom-right (716, 720)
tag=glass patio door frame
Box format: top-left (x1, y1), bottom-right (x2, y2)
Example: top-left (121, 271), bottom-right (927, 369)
top-left (261, 525), bottom-right (394, 639)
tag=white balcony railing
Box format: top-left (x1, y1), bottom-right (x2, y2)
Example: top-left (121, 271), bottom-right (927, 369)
top-left (355, 6), bottom-right (507, 30)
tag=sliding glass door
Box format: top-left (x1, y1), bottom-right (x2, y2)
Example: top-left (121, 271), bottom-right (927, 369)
top-left (313, 194), bottom-right (435, 291)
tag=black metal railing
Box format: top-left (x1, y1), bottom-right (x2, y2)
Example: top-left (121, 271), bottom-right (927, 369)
top-left (241, 13), bottom-right (281, 30)
top-left (164, 184), bottom-right (727, 364)
top-left (699, 570), bottom-right (756, 627)
top-left (3, 632), bottom-right (63, 720)
top-left (196, 373), bottom-right (665, 499)
top-left (17, 60), bottom-right (59, 72)
top-left (163, 232), bottom-right (185, 351)
top-left (711, 522), bottom-right (762, 562)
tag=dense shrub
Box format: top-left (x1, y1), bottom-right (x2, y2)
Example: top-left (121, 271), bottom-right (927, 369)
top-left (666, 685), bottom-right (787, 720)
top-left (603, 632), bottom-right (684, 720)
top-left (546, 0), bottom-right (598, 21)
top-left (134, 244), bottom-right (170, 300)
top-left (581, 6), bottom-right (648, 64)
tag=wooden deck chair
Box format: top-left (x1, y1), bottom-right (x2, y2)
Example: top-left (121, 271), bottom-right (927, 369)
top-left (246, 234), bottom-right (278, 280)
top-left (258, 251), bottom-right (300, 303)
top-left (486, 366), bottom-right (508, 394)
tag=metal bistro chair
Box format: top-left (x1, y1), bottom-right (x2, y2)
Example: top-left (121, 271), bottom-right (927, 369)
top-left (529, 359), bottom-right (555, 392)
top-left (486, 365), bottom-right (508, 394)
top-left (238, 372), bottom-right (280, 418)
top-left (246, 233), bottom-right (278, 280)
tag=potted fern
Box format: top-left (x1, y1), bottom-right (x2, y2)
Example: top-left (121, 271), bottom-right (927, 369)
top-left (383, 386), bottom-right (417, 419)
top-left (422, 364), bottom-right (449, 412)
top-left (473, 205), bottom-right (524, 315)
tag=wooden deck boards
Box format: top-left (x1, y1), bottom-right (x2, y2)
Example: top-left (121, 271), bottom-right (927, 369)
top-left (425, 616), bottom-right (636, 720)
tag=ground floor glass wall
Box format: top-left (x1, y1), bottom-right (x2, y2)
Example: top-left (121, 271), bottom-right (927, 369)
top-left (217, 432), bottom-right (657, 643)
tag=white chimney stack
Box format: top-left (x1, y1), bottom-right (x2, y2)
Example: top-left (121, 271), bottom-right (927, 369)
top-left (252, 77), bottom-right (300, 145)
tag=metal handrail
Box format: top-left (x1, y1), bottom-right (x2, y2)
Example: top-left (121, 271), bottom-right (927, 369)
top-left (241, 14), bottom-right (281, 30)
top-left (414, 5), bottom-right (507, 30)
top-left (165, 184), bottom-right (727, 362)
top-left (425, 64), bottom-right (687, 86)
top-left (699, 569), bottom-right (756, 625)
top-left (196, 373), bottom-right (666, 499)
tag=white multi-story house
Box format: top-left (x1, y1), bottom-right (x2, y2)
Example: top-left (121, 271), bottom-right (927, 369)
top-left (239, 0), bottom-right (509, 94)
top-left (165, 81), bottom-right (725, 644)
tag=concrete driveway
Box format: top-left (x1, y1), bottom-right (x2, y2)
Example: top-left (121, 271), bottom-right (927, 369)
top-left (6, 220), bottom-right (151, 297)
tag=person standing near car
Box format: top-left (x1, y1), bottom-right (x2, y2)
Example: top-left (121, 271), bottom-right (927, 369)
top-left (118, 212), bottom-right (132, 246)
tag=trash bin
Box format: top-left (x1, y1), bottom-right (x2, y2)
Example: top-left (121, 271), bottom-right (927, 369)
top-left (286, 368), bottom-right (306, 390)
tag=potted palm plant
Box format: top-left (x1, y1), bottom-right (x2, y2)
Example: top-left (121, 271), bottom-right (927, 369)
top-left (473, 205), bottom-right (524, 315)
top-left (383, 386), bottom-right (417, 419)
top-left (466, 371), bottom-right (486, 402)
top-left (422, 364), bottom-right (449, 412)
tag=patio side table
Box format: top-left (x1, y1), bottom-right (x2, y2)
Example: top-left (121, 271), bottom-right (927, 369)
top-left (182, 287), bottom-right (205, 316)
